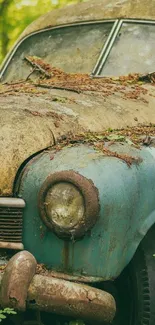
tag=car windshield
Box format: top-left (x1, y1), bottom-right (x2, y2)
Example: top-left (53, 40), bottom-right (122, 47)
top-left (2, 22), bottom-right (114, 82)
top-left (2, 21), bottom-right (155, 81)
top-left (100, 22), bottom-right (155, 76)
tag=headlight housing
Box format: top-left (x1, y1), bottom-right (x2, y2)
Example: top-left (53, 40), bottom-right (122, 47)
top-left (39, 171), bottom-right (99, 240)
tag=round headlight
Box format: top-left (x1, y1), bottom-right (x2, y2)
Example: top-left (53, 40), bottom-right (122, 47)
top-left (45, 182), bottom-right (84, 229)
top-left (39, 171), bottom-right (99, 240)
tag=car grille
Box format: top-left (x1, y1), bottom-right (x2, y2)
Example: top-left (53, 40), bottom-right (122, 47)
top-left (0, 198), bottom-right (25, 250)
top-left (0, 207), bottom-right (22, 242)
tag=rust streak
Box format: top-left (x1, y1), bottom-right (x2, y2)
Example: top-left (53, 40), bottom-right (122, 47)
top-left (63, 241), bottom-right (69, 272)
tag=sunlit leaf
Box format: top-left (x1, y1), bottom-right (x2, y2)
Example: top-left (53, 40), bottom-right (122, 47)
top-left (0, 314), bottom-right (6, 319)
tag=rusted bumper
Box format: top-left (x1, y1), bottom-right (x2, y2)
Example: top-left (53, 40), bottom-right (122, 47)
top-left (0, 251), bottom-right (116, 324)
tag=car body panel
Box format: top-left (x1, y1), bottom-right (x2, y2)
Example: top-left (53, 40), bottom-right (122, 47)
top-left (11, 0), bottom-right (155, 41)
top-left (1, 84), bottom-right (155, 196)
top-left (18, 143), bottom-right (155, 279)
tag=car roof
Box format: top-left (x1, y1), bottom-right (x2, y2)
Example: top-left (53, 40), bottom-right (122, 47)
top-left (19, 0), bottom-right (155, 40)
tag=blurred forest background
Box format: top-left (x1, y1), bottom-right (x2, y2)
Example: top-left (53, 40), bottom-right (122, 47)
top-left (0, 0), bottom-right (85, 64)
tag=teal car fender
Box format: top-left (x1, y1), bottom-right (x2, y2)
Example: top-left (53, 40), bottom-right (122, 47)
top-left (17, 143), bottom-right (155, 280)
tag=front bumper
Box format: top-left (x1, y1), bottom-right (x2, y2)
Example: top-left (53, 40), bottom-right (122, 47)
top-left (0, 251), bottom-right (116, 324)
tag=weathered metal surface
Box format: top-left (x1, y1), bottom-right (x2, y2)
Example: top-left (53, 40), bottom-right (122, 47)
top-left (0, 242), bottom-right (23, 250)
top-left (1, 251), bottom-right (37, 311)
top-left (1, 85), bottom-right (155, 196)
top-left (0, 267), bottom-right (116, 324)
top-left (39, 171), bottom-right (99, 239)
top-left (39, 269), bottom-right (104, 283)
top-left (0, 198), bottom-right (25, 208)
top-left (0, 92), bottom-right (83, 196)
top-left (19, 143), bottom-right (155, 279)
top-left (27, 274), bottom-right (116, 323)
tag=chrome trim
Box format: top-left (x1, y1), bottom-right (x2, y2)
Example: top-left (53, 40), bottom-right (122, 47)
top-left (0, 242), bottom-right (24, 250)
top-left (94, 20), bottom-right (122, 76)
top-left (91, 19), bottom-right (119, 76)
top-left (0, 198), bottom-right (25, 208)
top-left (123, 19), bottom-right (155, 24)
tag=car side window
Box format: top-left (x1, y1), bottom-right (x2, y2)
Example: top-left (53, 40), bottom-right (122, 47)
top-left (3, 23), bottom-right (114, 82)
top-left (100, 23), bottom-right (155, 76)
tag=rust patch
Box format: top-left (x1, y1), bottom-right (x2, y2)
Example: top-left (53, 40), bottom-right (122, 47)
top-left (26, 274), bottom-right (116, 323)
top-left (0, 258), bottom-right (115, 323)
top-left (0, 242), bottom-right (23, 250)
top-left (1, 251), bottom-right (37, 311)
top-left (36, 264), bottom-right (104, 283)
top-left (0, 264), bottom-right (116, 323)
top-left (44, 123), bottom-right (155, 164)
top-left (63, 241), bottom-right (70, 271)
top-left (94, 142), bottom-right (142, 167)
top-left (48, 130), bottom-right (144, 166)
top-left (24, 108), bottom-right (64, 121)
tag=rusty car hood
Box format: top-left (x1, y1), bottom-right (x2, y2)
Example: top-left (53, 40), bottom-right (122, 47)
top-left (1, 74), bottom-right (155, 195)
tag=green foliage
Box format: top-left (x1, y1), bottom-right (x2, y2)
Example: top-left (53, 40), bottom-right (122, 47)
top-left (0, 308), bottom-right (17, 322)
top-left (0, 0), bottom-right (86, 64)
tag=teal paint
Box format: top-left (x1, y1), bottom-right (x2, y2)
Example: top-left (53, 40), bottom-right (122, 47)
top-left (18, 143), bottom-right (155, 280)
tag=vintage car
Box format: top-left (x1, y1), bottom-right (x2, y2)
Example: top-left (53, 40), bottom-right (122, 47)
top-left (1, 0), bottom-right (155, 324)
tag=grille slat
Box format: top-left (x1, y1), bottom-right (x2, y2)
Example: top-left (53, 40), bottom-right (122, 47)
top-left (0, 235), bottom-right (22, 238)
top-left (0, 213), bottom-right (22, 216)
top-left (0, 205), bottom-right (23, 244)
top-left (0, 225), bottom-right (22, 229)
top-left (0, 236), bottom-right (23, 241)
top-left (0, 209), bottom-right (22, 217)
top-left (0, 238), bottom-right (21, 243)
top-left (0, 236), bottom-right (22, 238)
top-left (0, 231), bottom-right (22, 233)
top-left (0, 216), bottom-right (21, 223)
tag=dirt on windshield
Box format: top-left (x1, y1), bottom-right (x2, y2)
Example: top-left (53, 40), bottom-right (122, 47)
top-left (0, 55), bottom-right (154, 104)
